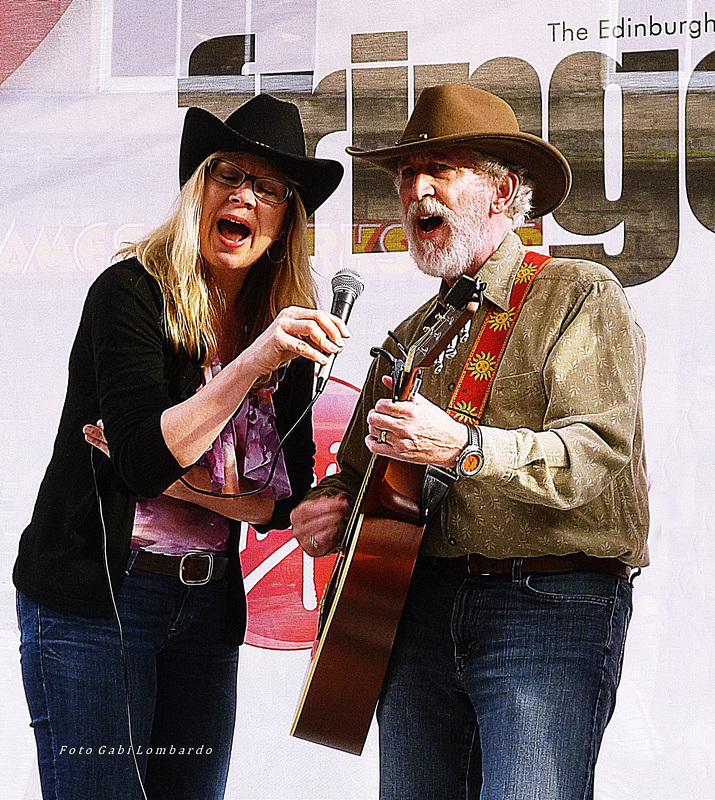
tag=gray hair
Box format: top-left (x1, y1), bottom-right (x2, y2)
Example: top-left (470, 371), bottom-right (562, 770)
top-left (466, 150), bottom-right (534, 230)
top-left (394, 147), bottom-right (535, 230)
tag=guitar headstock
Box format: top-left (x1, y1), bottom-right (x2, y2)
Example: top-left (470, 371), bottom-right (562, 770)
top-left (370, 275), bottom-right (486, 402)
top-left (403, 275), bottom-right (486, 374)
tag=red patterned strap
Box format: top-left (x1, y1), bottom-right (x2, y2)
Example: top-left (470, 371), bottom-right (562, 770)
top-left (446, 251), bottom-right (552, 425)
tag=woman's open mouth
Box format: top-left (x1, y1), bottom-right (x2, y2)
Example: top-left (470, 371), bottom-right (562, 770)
top-left (217, 217), bottom-right (251, 245)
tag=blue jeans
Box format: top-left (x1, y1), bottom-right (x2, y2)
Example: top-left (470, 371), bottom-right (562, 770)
top-left (17, 563), bottom-right (239, 800)
top-left (377, 557), bottom-right (633, 800)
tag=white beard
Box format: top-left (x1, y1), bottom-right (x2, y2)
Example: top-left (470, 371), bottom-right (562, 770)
top-left (403, 195), bottom-right (491, 282)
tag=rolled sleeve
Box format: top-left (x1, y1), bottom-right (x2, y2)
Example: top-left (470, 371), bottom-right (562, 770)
top-left (476, 277), bottom-right (646, 510)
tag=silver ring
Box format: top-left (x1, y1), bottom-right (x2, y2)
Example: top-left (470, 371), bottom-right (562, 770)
top-left (379, 429), bottom-right (388, 444)
top-left (309, 534), bottom-right (316, 549)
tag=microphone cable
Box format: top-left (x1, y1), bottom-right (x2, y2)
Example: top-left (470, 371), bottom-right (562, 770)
top-left (88, 347), bottom-right (335, 797)
top-left (90, 447), bottom-right (150, 800)
top-left (88, 382), bottom-right (322, 796)
top-left (177, 377), bottom-right (321, 499)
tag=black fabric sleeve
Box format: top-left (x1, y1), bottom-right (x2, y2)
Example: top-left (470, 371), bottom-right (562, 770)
top-left (81, 261), bottom-right (191, 498)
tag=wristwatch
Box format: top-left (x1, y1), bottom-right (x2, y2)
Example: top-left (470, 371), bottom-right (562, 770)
top-left (455, 424), bottom-right (485, 478)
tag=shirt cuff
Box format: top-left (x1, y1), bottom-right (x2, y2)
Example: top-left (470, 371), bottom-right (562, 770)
top-left (479, 425), bottom-right (516, 481)
top-left (479, 425), bottom-right (570, 481)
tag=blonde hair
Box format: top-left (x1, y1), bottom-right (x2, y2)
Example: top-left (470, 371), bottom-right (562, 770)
top-left (116, 152), bottom-right (316, 365)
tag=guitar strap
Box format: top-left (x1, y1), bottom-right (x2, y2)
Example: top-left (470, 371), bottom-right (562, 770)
top-left (421, 250), bottom-right (552, 523)
top-left (446, 250), bottom-right (552, 424)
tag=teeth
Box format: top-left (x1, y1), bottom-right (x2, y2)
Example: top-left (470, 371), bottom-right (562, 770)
top-left (218, 218), bottom-right (250, 242)
top-left (417, 215), bottom-right (444, 233)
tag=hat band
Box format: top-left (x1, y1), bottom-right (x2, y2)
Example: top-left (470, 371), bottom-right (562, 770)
top-left (398, 133), bottom-right (430, 145)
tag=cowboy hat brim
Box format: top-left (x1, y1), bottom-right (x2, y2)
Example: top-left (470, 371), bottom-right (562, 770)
top-left (180, 106), bottom-right (344, 217)
top-left (347, 131), bottom-right (571, 219)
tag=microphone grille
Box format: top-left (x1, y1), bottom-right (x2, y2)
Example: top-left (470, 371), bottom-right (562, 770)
top-left (331, 267), bottom-right (364, 298)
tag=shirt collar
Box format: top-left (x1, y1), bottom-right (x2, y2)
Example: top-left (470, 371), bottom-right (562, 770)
top-left (435, 231), bottom-right (526, 312)
top-left (475, 231), bottom-right (526, 311)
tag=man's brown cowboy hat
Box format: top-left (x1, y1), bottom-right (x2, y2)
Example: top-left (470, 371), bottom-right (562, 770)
top-left (346, 83), bottom-right (571, 218)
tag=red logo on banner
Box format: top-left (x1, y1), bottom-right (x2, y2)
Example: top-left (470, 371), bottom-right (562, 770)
top-left (242, 376), bottom-right (359, 650)
top-left (0, 1), bottom-right (73, 84)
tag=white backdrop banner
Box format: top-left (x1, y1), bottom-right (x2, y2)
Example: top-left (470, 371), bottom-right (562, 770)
top-left (1, 0), bottom-right (714, 798)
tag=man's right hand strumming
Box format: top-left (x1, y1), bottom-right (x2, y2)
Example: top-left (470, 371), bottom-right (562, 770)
top-left (291, 494), bottom-right (351, 557)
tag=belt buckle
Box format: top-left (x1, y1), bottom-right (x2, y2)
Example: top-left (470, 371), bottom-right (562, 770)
top-left (465, 555), bottom-right (493, 576)
top-left (179, 551), bottom-right (214, 586)
top-left (466, 554), bottom-right (513, 577)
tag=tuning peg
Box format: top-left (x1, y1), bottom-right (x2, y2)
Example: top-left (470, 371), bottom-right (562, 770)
top-left (386, 331), bottom-right (409, 359)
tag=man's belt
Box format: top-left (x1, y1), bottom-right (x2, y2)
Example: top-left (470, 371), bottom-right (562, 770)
top-left (434, 552), bottom-right (631, 579)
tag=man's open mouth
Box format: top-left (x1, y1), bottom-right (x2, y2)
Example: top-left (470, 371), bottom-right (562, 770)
top-left (218, 217), bottom-right (251, 243)
top-left (417, 215), bottom-right (444, 234)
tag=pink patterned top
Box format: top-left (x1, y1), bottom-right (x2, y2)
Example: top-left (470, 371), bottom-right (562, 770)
top-left (131, 363), bottom-right (291, 556)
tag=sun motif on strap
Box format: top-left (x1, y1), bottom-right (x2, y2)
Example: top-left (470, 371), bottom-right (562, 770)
top-left (515, 261), bottom-right (538, 284)
top-left (488, 308), bottom-right (516, 331)
top-left (466, 351), bottom-right (497, 381)
top-left (448, 400), bottom-right (480, 424)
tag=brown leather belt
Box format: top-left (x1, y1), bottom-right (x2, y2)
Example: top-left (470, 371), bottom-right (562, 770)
top-left (132, 550), bottom-right (229, 586)
top-left (435, 553), bottom-right (631, 579)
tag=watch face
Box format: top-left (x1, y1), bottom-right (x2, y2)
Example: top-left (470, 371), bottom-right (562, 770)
top-left (458, 446), bottom-right (484, 476)
top-left (462, 452), bottom-right (483, 474)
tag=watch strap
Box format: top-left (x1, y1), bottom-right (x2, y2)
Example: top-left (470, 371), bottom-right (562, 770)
top-left (456, 423), bottom-right (485, 477)
top-left (467, 423), bottom-right (482, 451)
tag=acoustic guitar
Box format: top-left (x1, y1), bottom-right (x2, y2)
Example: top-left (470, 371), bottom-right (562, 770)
top-left (291, 275), bottom-right (485, 755)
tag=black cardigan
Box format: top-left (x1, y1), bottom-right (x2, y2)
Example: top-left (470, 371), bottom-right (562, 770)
top-left (14, 258), bottom-right (316, 641)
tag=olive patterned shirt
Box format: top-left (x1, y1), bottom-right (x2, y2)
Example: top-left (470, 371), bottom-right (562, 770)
top-left (310, 231), bottom-right (649, 566)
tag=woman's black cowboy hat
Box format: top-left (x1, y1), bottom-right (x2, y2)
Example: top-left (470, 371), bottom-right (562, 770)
top-left (180, 94), bottom-right (344, 217)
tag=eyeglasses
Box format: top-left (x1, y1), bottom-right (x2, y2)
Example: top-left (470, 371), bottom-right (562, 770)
top-left (207, 159), bottom-right (293, 205)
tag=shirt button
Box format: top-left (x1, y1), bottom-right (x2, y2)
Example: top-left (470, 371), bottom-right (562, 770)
top-left (448, 536), bottom-right (457, 546)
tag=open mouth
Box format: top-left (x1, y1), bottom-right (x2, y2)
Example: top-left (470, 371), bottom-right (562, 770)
top-left (218, 217), bottom-right (251, 244)
top-left (416, 215), bottom-right (444, 234)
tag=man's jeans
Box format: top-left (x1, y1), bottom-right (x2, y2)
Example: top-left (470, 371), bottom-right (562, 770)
top-left (377, 557), bottom-right (633, 800)
top-left (17, 563), bottom-right (239, 800)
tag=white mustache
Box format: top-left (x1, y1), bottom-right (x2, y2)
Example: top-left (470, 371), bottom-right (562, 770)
top-left (405, 197), bottom-right (454, 229)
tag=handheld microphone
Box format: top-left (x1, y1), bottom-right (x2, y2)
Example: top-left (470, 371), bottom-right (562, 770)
top-left (315, 268), bottom-right (364, 395)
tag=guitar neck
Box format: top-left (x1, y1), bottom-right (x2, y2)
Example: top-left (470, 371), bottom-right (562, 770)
top-left (340, 286), bottom-right (483, 547)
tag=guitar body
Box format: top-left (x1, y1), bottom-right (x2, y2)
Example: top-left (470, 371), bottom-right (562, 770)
top-left (291, 523), bottom-right (423, 753)
top-left (291, 276), bottom-right (484, 755)
top-left (291, 458), bottom-right (425, 755)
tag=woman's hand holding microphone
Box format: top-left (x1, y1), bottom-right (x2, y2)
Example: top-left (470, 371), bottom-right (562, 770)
top-left (239, 306), bottom-right (350, 378)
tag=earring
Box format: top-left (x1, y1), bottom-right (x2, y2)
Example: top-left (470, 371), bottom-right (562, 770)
top-left (266, 240), bottom-right (285, 264)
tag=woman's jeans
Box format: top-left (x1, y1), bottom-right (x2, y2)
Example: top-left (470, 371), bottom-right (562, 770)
top-left (17, 563), bottom-right (239, 800)
top-left (377, 557), bottom-right (633, 800)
